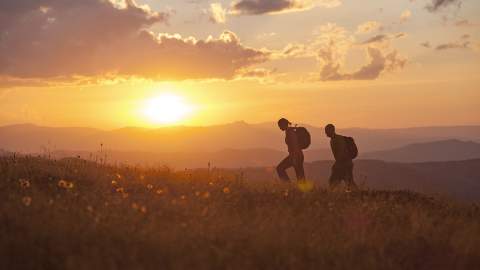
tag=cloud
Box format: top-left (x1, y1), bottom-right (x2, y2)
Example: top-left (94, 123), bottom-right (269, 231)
top-left (422, 35), bottom-right (476, 51)
top-left (435, 41), bottom-right (470, 50)
top-left (455, 19), bottom-right (475, 27)
top-left (400, 9), bottom-right (412, 23)
top-left (273, 24), bottom-right (406, 81)
top-left (356, 21), bottom-right (382, 34)
top-left (229, 0), bottom-right (341, 15)
top-left (207, 3), bottom-right (227, 24)
top-left (361, 35), bottom-right (390, 45)
top-left (235, 68), bottom-right (279, 82)
top-left (360, 33), bottom-right (406, 45)
top-left (257, 32), bottom-right (277, 39)
top-left (426, 0), bottom-right (462, 12)
top-left (319, 48), bottom-right (406, 81)
top-left (312, 24), bottom-right (406, 81)
top-left (420, 41), bottom-right (432, 48)
top-left (0, 0), bottom-right (270, 86)
top-left (277, 43), bottom-right (313, 58)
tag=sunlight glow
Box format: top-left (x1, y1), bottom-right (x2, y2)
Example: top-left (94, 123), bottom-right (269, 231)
top-left (143, 93), bottom-right (193, 124)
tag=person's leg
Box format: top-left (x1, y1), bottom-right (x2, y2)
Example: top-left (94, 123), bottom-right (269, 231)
top-left (293, 152), bottom-right (305, 180)
top-left (345, 161), bottom-right (358, 190)
top-left (276, 156), bottom-right (292, 181)
top-left (329, 162), bottom-right (342, 188)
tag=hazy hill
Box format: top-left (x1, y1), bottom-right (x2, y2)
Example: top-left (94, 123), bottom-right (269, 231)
top-left (362, 139), bottom-right (480, 162)
top-left (0, 122), bottom-right (280, 153)
top-left (1, 123), bottom-right (480, 154)
top-left (48, 139), bottom-right (480, 168)
top-left (226, 159), bottom-right (480, 202)
top-left (48, 148), bottom-right (333, 168)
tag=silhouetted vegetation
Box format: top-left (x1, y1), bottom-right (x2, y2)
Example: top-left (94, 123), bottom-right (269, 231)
top-left (1, 156), bottom-right (479, 270)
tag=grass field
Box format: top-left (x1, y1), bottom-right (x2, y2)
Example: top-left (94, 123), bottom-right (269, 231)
top-left (1, 156), bottom-right (479, 270)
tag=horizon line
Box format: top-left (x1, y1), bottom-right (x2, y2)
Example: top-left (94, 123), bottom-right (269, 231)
top-left (1, 121), bottom-right (480, 131)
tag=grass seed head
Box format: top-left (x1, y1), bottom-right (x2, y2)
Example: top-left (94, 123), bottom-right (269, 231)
top-left (19, 178), bottom-right (31, 188)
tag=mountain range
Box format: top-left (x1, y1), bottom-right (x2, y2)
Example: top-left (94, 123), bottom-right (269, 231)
top-left (362, 139), bottom-right (480, 162)
top-left (1, 123), bottom-right (480, 167)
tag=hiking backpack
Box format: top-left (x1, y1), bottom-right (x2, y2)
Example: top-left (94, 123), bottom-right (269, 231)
top-left (294, 127), bottom-right (311, 150)
top-left (345, 136), bottom-right (358, 159)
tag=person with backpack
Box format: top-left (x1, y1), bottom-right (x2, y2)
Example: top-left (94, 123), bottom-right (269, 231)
top-left (325, 124), bottom-right (358, 190)
top-left (276, 118), bottom-right (310, 181)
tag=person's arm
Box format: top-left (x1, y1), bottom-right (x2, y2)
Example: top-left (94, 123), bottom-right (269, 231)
top-left (331, 138), bottom-right (341, 161)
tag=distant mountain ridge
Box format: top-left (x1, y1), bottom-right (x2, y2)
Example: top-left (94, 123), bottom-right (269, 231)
top-left (43, 148), bottom-right (332, 168)
top-left (1, 122), bottom-right (480, 154)
top-left (362, 139), bottom-right (480, 162)
top-left (1, 139), bottom-right (479, 169)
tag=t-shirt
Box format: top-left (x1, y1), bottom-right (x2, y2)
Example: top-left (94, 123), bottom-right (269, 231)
top-left (330, 134), bottom-right (350, 162)
top-left (285, 127), bottom-right (300, 153)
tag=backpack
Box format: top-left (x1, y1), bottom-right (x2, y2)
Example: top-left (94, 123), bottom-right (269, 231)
top-left (294, 127), bottom-right (311, 150)
top-left (345, 136), bottom-right (358, 159)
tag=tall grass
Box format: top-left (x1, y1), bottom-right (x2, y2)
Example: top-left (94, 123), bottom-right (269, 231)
top-left (1, 156), bottom-right (479, 270)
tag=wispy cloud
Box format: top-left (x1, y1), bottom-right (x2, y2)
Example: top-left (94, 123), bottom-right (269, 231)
top-left (277, 23), bottom-right (407, 81)
top-left (426, 0), bottom-right (463, 12)
top-left (315, 25), bottom-right (406, 81)
top-left (435, 41), bottom-right (470, 50)
top-left (356, 21), bottom-right (382, 34)
top-left (207, 3), bottom-right (227, 24)
top-left (229, 0), bottom-right (341, 15)
top-left (400, 9), bottom-right (412, 23)
top-left (421, 35), bottom-right (477, 51)
top-left (360, 33), bottom-right (406, 45)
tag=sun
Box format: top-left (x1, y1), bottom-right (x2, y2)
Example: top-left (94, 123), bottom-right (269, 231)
top-left (143, 93), bottom-right (193, 125)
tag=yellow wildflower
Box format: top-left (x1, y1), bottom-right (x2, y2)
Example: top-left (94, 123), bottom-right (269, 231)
top-left (22, 196), bottom-right (32, 207)
top-left (58, 179), bottom-right (74, 189)
top-left (131, 203), bottom-right (139, 210)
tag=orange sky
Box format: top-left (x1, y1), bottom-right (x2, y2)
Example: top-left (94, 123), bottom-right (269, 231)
top-left (0, 0), bottom-right (479, 129)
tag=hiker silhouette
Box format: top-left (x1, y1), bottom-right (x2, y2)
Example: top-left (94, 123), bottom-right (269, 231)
top-left (325, 124), bottom-right (358, 190)
top-left (276, 118), bottom-right (305, 181)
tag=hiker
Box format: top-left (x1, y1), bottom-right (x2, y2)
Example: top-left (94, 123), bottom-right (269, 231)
top-left (325, 124), bottom-right (358, 190)
top-left (276, 118), bottom-right (306, 181)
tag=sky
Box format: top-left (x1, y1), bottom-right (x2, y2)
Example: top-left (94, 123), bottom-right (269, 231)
top-left (0, 0), bottom-right (479, 129)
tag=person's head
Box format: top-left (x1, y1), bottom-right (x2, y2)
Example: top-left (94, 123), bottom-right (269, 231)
top-left (325, 124), bottom-right (335, 138)
top-left (278, 118), bottom-right (291, 131)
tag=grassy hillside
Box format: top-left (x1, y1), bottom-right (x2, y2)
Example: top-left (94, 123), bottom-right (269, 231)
top-left (1, 156), bottom-right (479, 270)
